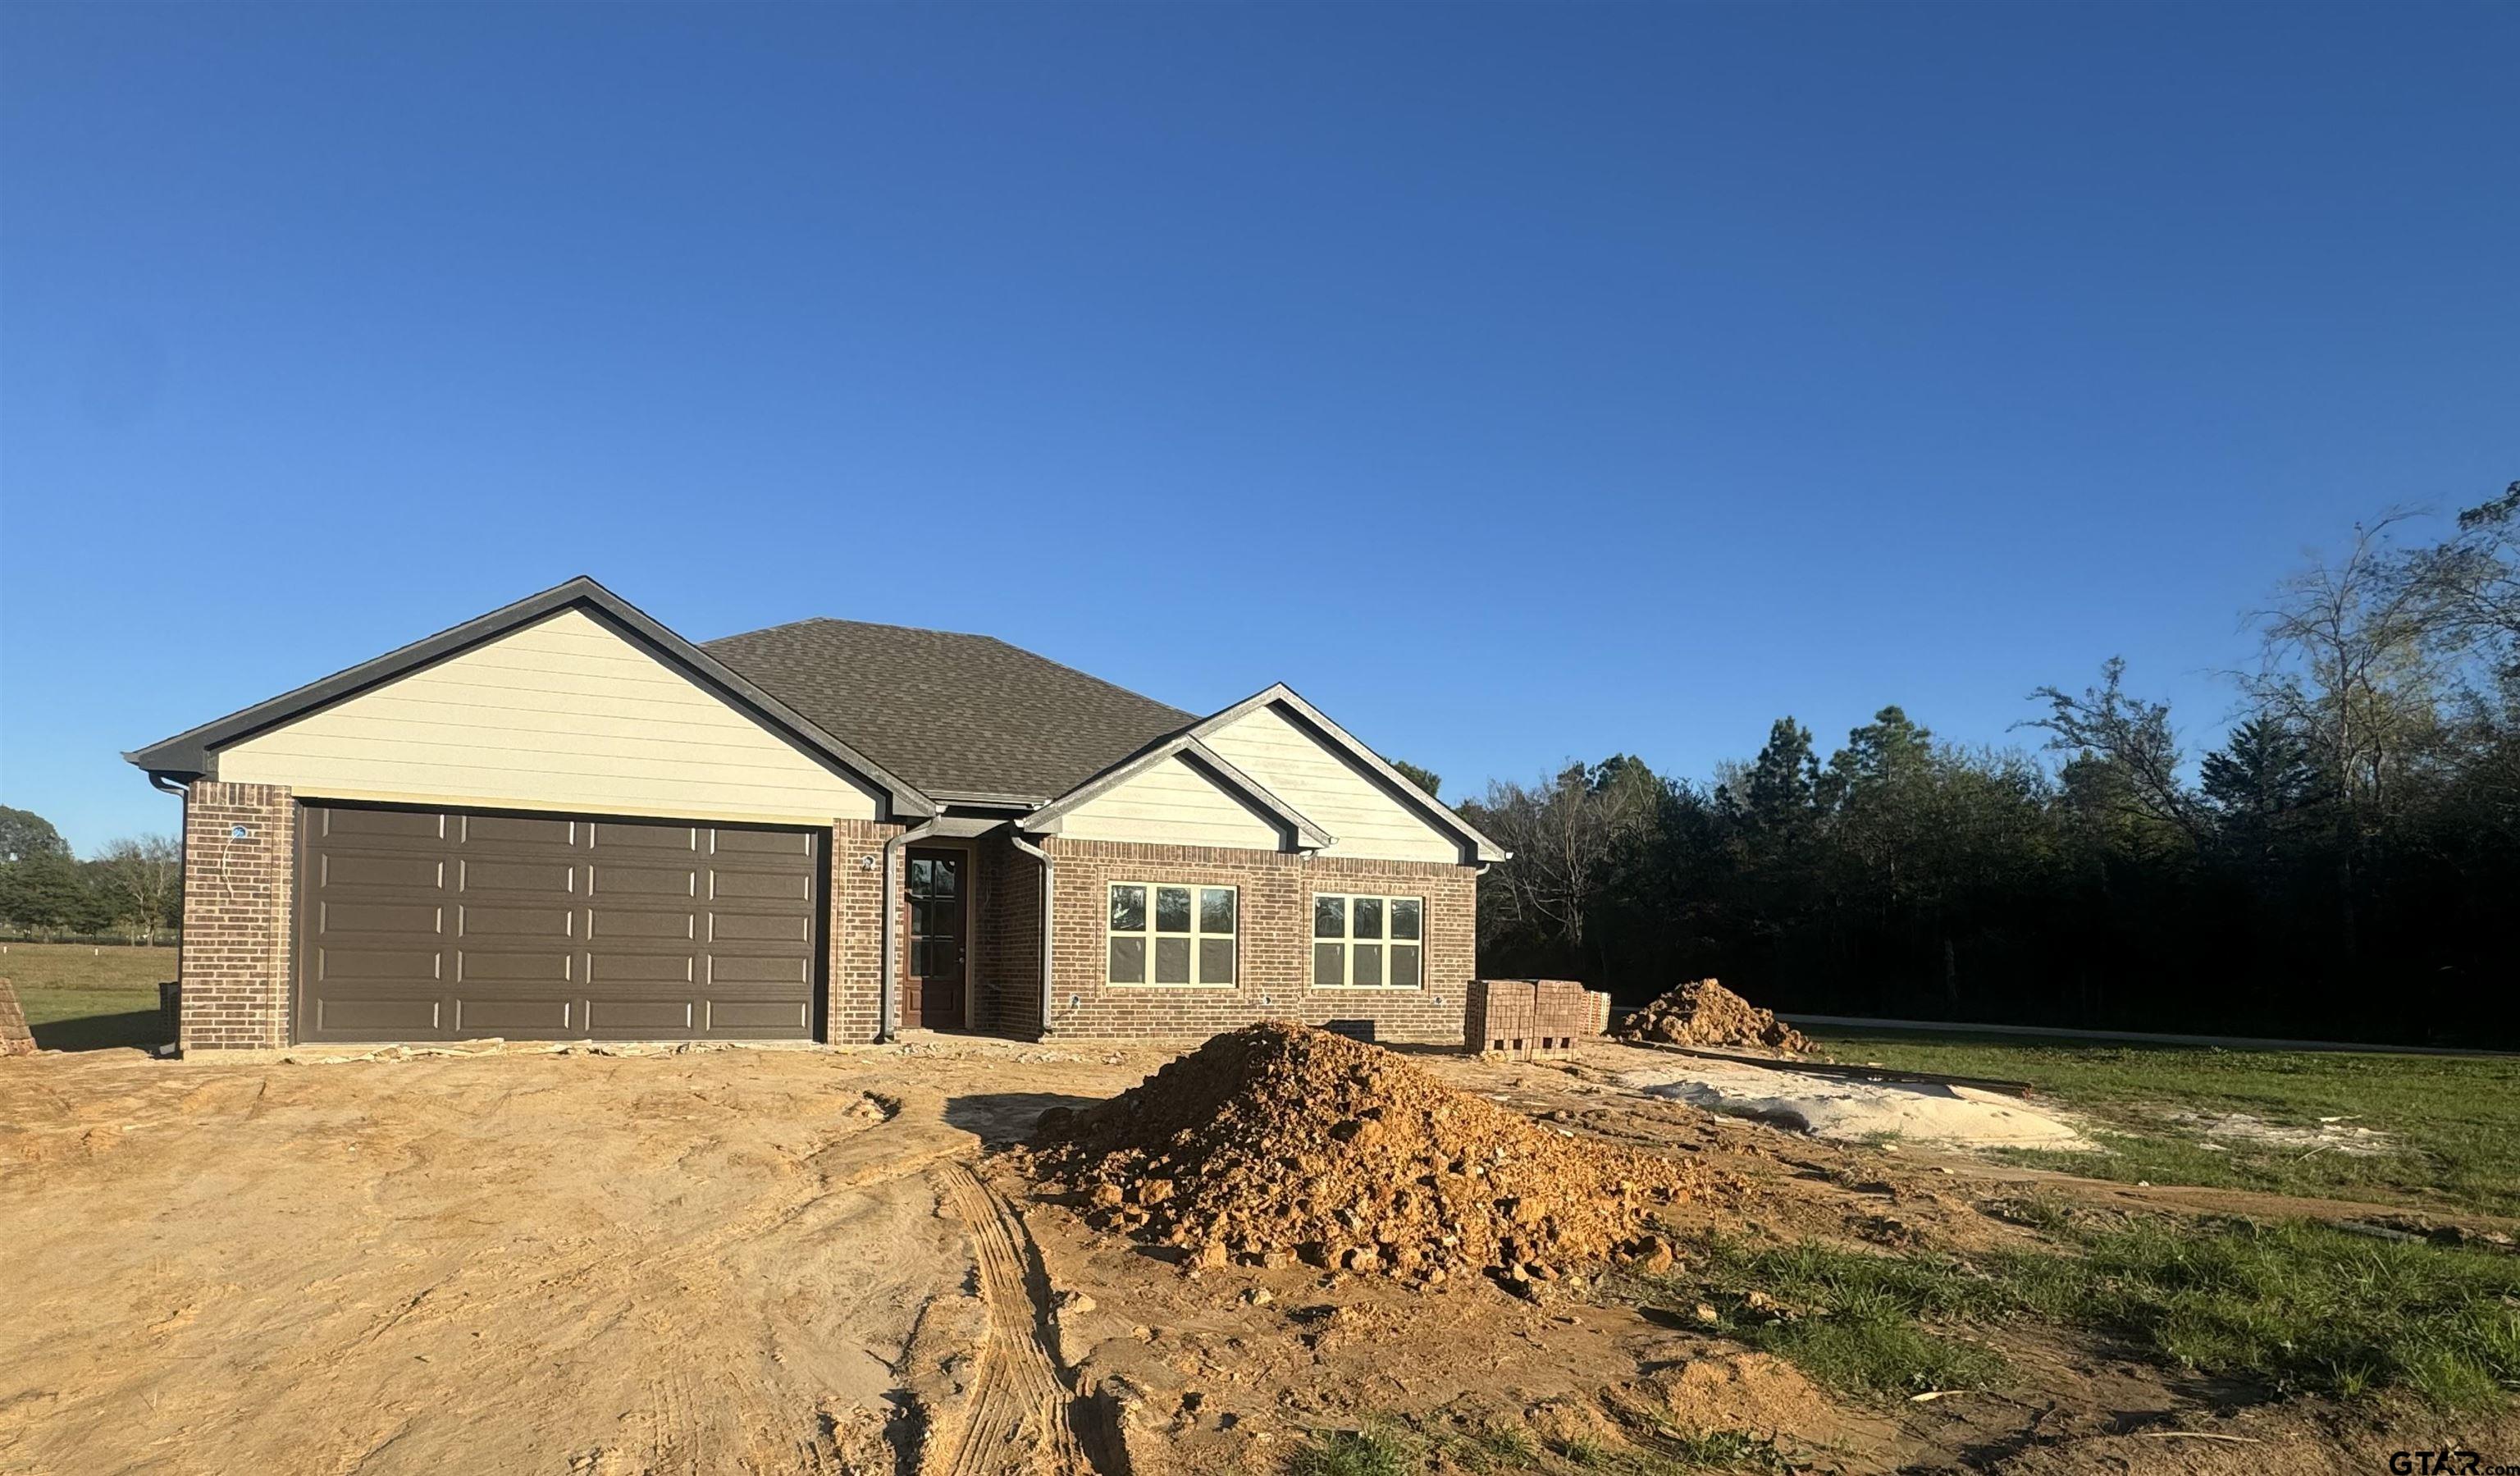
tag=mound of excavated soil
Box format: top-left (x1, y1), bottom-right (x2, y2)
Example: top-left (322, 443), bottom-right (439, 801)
top-left (1030, 1022), bottom-right (1723, 1289)
top-left (1613, 979), bottom-right (1810, 1053)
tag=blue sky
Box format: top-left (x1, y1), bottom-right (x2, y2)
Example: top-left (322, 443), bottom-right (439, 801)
top-left (3, 2), bottom-right (2514, 853)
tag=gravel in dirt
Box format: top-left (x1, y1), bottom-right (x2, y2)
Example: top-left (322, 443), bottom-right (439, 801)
top-left (1613, 977), bottom-right (1812, 1053)
top-left (1029, 1022), bottom-right (1731, 1289)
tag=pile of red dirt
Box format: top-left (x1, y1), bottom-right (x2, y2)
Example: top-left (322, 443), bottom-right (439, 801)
top-left (1029, 1022), bottom-right (1724, 1289)
top-left (1612, 979), bottom-right (1810, 1053)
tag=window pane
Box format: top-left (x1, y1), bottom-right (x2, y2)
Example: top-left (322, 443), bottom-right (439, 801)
top-left (1313, 895), bottom-right (1344, 938)
top-left (1110, 884), bottom-right (1146, 932)
top-left (1390, 944), bottom-right (1421, 989)
top-left (1313, 941), bottom-right (1344, 988)
top-left (1353, 944), bottom-right (1384, 987)
top-left (1390, 898), bottom-right (1422, 941)
top-left (1155, 938), bottom-right (1192, 984)
top-left (1109, 937), bottom-right (1145, 984)
top-left (1353, 897), bottom-right (1384, 941)
top-left (1199, 937), bottom-right (1235, 985)
top-left (1200, 888), bottom-right (1236, 936)
top-left (1155, 886), bottom-right (1193, 934)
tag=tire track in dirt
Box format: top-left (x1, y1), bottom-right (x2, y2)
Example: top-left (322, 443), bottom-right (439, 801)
top-left (934, 1164), bottom-right (1117, 1476)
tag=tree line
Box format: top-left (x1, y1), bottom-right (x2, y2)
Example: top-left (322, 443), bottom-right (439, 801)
top-left (1458, 484), bottom-right (2520, 1049)
top-left (0, 807), bottom-right (182, 943)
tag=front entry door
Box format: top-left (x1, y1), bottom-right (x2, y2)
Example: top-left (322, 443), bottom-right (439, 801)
top-left (904, 848), bottom-right (966, 1029)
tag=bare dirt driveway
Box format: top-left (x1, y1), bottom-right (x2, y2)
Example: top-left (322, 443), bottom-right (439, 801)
top-left (0, 1041), bottom-right (1154, 1476)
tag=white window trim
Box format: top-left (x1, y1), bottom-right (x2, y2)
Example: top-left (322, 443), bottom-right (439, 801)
top-left (1106, 880), bottom-right (1239, 989)
top-left (1310, 893), bottom-right (1427, 989)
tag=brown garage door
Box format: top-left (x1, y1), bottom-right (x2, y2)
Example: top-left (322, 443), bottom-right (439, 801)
top-left (294, 802), bottom-right (824, 1043)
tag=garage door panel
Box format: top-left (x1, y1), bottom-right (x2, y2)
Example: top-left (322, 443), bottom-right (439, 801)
top-left (584, 999), bottom-right (695, 1034)
top-left (585, 951), bottom-right (696, 984)
top-left (589, 821), bottom-right (699, 852)
top-left (455, 949), bottom-right (573, 984)
top-left (324, 853), bottom-right (448, 891)
top-left (322, 901), bottom-right (445, 937)
top-left (710, 911), bottom-right (811, 944)
top-left (318, 947), bottom-right (443, 982)
top-left (318, 998), bottom-right (442, 1033)
top-left (319, 807), bottom-right (446, 841)
top-left (710, 866), bottom-right (813, 903)
top-left (459, 903), bottom-right (575, 939)
top-left (589, 907), bottom-right (696, 940)
top-left (709, 953), bottom-right (810, 985)
top-left (454, 998), bottom-right (574, 1033)
top-left (461, 857), bottom-right (578, 895)
top-left (713, 828), bottom-right (815, 857)
top-left (707, 999), bottom-right (811, 1034)
top-left (459, 813), bottom-right (578, 848)
top-left (298, 803), bottom-right (821, 1044)
top-left (591, 864), bottom-right (699, 898)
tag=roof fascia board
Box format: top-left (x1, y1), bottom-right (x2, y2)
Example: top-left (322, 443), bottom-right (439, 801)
top-left (122, 576), bottom-right (936, 819)
top-left (1189, 683), bottom-right (1510, 862)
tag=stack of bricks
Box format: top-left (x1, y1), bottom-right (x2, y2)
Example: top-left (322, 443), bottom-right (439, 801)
top-left (1464, 978), bottom-right (1612, 1060)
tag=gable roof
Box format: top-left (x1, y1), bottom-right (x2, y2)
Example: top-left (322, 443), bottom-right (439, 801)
top-left (1018, 733), bottom-right (1335, 850)
top-left (1185, 684), bottom-right (1510, 862)
top-left (704, 619), bottom-right (1191, 804)
top-left (122, 578), bottom-right (936, 818)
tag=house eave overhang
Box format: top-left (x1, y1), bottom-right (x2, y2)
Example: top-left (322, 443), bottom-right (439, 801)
top-left (121, 576), bottom-right (938, 820)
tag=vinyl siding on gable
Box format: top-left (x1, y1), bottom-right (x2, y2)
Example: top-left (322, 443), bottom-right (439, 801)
top-left (217, 609), bottom-right (884, 824)
top-left (1201, 703), bottom-right (1463, 863)
top-left (1057, 753), bottom-right (1288, 850)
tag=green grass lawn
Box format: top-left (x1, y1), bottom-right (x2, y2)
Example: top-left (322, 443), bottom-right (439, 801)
top-left (1650, 1214), bottom-right (2520, 1410)
top-left (1803, 1026), bottom-right (2520, 1218)
top-left (3, 942), bottom-right (177, 1051)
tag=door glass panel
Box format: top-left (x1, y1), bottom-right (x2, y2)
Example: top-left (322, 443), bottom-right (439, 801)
top-left (1199, 938), bottom-right (1235, 985)
top-left (1109, 937), bottom-right (1146, 984)
top-left (1314, 896), bottom-right (1344, 938)
top-left (1390, 898), bottom-right (1422, 941)
top-left (1155, 938), bottom-right (1192, 984)
top-left (1353, 897), bottom-right (1383, 940)
top-left (1313, 942), bottom-right (1344, 988)
top-left (1200, 888), bottom-right (1236, 934)
top-left (934, 858), bottom-right (958, 897)
top-left (1110, 884), bottom-right (1146, 932)
top-left (1155, 886), bottom-right (1192, 933)
top-left (1353, 944), bottom-right (1383, 987)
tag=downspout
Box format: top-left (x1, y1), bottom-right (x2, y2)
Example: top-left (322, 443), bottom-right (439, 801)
top-left (1007, 832), bottom-right (1055, 1041)
top-left (878, 815), bottom-right (940, 1044)
top-left (149, 773), bottom-right (189, 1021)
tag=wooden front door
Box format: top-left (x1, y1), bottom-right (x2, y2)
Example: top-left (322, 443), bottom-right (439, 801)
top-left (903, 848), bottom-right (966, 1030)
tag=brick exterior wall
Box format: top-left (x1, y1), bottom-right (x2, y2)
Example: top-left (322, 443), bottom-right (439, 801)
top-left (1037, 838), bottom-right (1476, 1044)
top-left (178, 781), bottom-right (296, 1053)
top-left (970, 834), bottom-right (1046, 1038)
top-left (828, 818), bottom-right (903, 1044)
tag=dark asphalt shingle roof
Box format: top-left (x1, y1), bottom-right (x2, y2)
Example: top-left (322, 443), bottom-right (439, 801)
top-left (704, 618), bottom-right (1192, 802)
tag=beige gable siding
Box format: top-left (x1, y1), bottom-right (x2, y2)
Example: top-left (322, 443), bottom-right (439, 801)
top-left (1202, 704), bottom-right (1463, 863)
top-left (217, 609), bottom-right (883, 824)
top-left (1057, 754), bottom-right (1287, 850)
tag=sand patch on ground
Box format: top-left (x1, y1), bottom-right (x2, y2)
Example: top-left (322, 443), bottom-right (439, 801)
top-left (2166, 1108), bottom-right (2396, 1157)
top-left (0, 1041), bottom-right (1157, 1476)
top-left (1616, 1057), bottom-right (2098, 1150)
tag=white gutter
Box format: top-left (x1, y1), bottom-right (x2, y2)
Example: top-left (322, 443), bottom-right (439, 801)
top-left (1007, 831), bottom-right (1056, 1040)
top-left (877, 816), bottom-right (941, 1043)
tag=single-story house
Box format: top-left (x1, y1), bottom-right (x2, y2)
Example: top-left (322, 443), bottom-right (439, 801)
top-left (126, 578), bottom-right (1505, 1054)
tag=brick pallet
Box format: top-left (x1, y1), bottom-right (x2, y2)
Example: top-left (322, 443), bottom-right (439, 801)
top-left (1464, 978), bottom-right (1609, 1060)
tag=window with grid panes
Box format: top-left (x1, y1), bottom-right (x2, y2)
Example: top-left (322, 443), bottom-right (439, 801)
top-left (1106, 883), bottom-right (1237, 985)
top-left (1310, 893), bottom-right (1423, 987)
